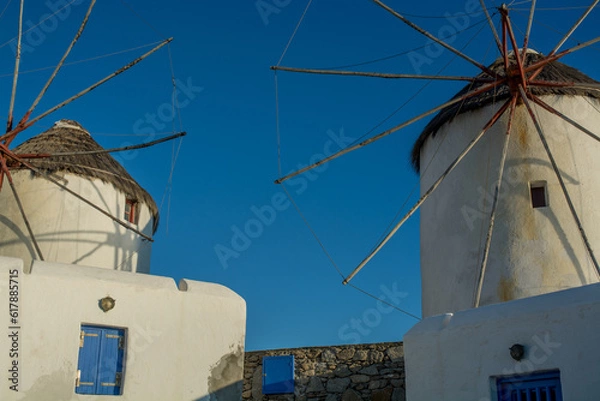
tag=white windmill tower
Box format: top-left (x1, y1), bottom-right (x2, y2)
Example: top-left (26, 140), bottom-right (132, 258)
top-left (0, 0), bottom-right (183, 273)
top-left (415, 48), bottom-right (600, 317)
top-left (273, 1), bottom-right (600, 399)
top-left (0, 119), bottom-right (162, 273)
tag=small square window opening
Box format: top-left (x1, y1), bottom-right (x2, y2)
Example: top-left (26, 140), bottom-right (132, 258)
top-left (530, 182), bottom-right (548, 208)
top-left (124, 199), bottom-right (139, 224)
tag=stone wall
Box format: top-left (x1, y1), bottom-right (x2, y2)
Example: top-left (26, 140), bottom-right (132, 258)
top-left (243, 342), bottom-right (405, 401)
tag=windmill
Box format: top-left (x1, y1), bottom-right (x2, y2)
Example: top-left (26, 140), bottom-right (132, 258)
top-left (0, 0), bottom-right (185, 272)
top-left (272, 1), bottom-right (600, 317)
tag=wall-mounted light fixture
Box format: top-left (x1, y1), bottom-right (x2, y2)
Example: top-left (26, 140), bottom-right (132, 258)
top-left (509, 344), bottom-right (525, 361)
top-left (99, 296), bottom-right (116, 312)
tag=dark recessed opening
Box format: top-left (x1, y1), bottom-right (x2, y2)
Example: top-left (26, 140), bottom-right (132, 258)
top-left (530, 182), bottom-right (548, 208)
top-left (125, 198), bottom-right (139, 224)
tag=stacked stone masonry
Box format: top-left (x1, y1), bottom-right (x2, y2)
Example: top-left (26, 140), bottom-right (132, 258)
top-left (243, 342), bottom-right (405, 401)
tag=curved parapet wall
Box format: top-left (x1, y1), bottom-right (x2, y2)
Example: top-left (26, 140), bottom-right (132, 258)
top-left (405, 282), bottom-right (600, 400)
top-left (0, 172), bottom-right (154, 273)
top-left (418, 95), bottom-right (600, 317)
top-left (0, 256), bottom-right (246, 401)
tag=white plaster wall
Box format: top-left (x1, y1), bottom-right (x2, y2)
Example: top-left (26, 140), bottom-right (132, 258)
top-left (419, 95), bottom-right (600, 317)
top-left (404, 282), bottom-right (600, 401)
top-left (0, 172), bottom-right (154, 273)
top-left (0, 256), bottom-right (246, 401)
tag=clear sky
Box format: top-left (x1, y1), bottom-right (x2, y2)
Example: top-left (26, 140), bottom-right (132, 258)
top-left (2, 0), bottom-right (599, 351)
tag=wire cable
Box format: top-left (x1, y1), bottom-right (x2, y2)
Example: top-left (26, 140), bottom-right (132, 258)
top-left (275, 0), bottom-right (314, 177)
top-left (280, 183), bottom-right (421, 321)
top-left (364, 23), bottom-right (494, 252)
top-left (317, 16), bottom-right (491, 71)
top-left (0, 0), bottom-right (14, 24)
top-left (513, 8), bottom-right (600, 54)
top-left (0, 0), bottom-right (80, 51)
top-left (117, 0), bottom-right (167, 39)
top-left (0, 41), bottom-right (164, 79)
top-left (512, 5), bottom-right (600, 12)
top-left (276, 0), bottom-right (313, 67)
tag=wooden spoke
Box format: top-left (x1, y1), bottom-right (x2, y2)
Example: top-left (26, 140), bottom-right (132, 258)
top-left (271, 66), bottom-right (492, 82)
top-left (6, 0), bottom-right (24, 133)
top-left (0, 157), bottom-right (44, 260)
top-left (480, 0), bottom-right (502, 53)
top-left (522, 0), bottom-right (536, 58)
top-left (501, 9), bottom-right (510, 71)
top-left (529, 95), bottom-right (600, 143)
top-left (275, 79), bottom-right (506, 184)
top-left (527, 35), bottom-right (600, 82)
top-left (1, 38), bottom-right (173, 145)
top-left (501, 5), bottom-right (527, 88)
top-left (372, 0), bottom-right (501, 79)
top-left (18, 0), bottom-right (97, 128)
top-left (21, 131), bottom-right (186, 159)
top-left (518, 85), bottom-right (600, 278)
top-left (342, 97), bottom-right (515, 285)
top-left (473, 96), bottom-right (517, 308)
top-left (528, 80), bottom-right (600, 93)
top-left (549, 0), bottom-right (599, 56)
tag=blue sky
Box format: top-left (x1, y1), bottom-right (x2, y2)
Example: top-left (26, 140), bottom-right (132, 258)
top-left (2, 0), bottom-right (599, 351)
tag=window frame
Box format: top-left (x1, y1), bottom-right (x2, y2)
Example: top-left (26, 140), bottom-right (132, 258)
top-left (76, 324), bottom-right (127, 396)
top-left (496, 370), bottom-right (562, 401)
top-left (530, 181), bottom-right (549, 209)
top-left (124, 198), bottom-right (139, 225)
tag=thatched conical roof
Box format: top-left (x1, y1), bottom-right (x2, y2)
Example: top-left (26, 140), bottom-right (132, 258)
top-left (411, 52), bottom-right (600, 172)
top-left (11, 119), bottom-right (159, 232)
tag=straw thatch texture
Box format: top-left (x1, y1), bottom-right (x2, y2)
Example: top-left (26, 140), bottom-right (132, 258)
top-left (11, 120), bottom-right (159, 231)
top-left (411, 52), bottom-right (600, 171)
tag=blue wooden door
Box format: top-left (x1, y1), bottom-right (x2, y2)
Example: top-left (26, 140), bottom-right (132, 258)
top-left (76, 325), bottom-right (125, 396)
top-left (263, 355), bottom-right (295, 395)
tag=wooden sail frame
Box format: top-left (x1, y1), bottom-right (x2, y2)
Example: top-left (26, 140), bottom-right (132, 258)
top-left (273, 1), bottom-right (600, 296)
top-left (0, 0), bottom-right (184, 260)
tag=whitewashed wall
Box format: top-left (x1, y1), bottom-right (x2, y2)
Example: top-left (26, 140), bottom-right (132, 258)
top-left (0, 256), bottom-right (246, 401)
top-left (0, 173), bottom-right (154, 273)
top-left (404, 282), bottom-right (600, 401)
top-left (418, 96), bottom-right (600, 317)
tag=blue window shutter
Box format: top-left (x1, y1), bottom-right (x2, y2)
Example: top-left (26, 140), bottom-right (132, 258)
top-left (97, 328), bottom-right (125, 395)
top-left (76, 327), bottom-right (102, 395)
top-left (497, 371), bottom-right (562, 401)
top-left (263, 355), bottom-right (294, 395)
top-left (76, 325), bottom-right (125, 396)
